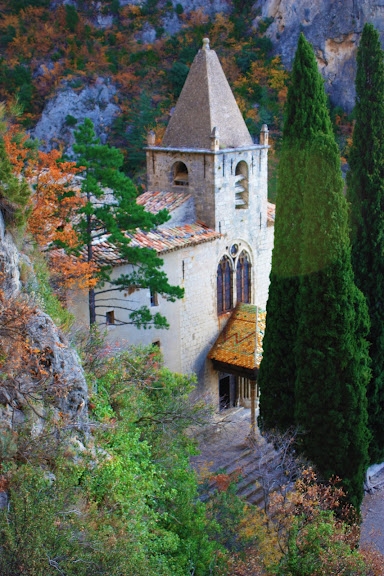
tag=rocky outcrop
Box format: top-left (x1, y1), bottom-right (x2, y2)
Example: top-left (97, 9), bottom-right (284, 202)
top-left (32, 77), bottom-right (120, 153)
top-left (25, 309), bottom-right (88, 419)
top-left (0, 212), bottom-right (88, 428)
top-left (254, 0), bottom-right (384, 111)
top-left (0, 210), bottom-right (21, 299)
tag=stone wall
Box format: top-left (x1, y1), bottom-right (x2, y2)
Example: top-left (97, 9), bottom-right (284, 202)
top-left (146, 148), bottom-right (216, 228)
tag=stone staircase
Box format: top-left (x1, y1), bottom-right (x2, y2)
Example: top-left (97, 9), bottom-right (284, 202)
top-left (191, 407), bottom-right (294, 506)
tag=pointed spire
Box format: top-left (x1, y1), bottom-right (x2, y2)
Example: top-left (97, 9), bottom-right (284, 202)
top-left (162, 39), bottom-right (253, 150)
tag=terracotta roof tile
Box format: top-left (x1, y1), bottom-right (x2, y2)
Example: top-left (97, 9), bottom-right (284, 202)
top-left (137, 190), bottom-right (192, 214)
top-left (89, 222), bottom-right (220, 265)
top-left (208, 303), bottom-right (266, 370)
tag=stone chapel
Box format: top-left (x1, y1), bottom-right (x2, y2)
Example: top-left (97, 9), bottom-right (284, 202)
top-left (74, 38), bottom-right (274, 410)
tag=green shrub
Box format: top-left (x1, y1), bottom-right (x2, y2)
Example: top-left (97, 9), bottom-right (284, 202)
top-left (65, 114), bottom-right (77, 127)
top-left (65, 5), bottom-right (79, 33)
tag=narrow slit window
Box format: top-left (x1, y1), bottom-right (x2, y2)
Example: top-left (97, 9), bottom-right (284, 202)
top-left (150, 289), bottom-right (159, 307)
top-left (106, 310), bottom-right (115, 325)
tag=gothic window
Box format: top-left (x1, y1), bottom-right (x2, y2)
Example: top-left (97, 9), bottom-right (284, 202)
top-left (235, 161), bottom-right (249, 209)
top-left (236, 251), bottom-right (251, 303)
top-left (172, 161), bottom-right (189, 186)
top-left (217, 256), bottom-right (233, 314)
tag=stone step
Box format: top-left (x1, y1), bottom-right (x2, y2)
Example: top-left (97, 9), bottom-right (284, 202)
top-left (192, 408), bottom-right (291, 508)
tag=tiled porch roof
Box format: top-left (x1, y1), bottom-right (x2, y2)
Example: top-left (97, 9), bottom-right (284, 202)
top-left (208, 303), bottom-right (266, 372)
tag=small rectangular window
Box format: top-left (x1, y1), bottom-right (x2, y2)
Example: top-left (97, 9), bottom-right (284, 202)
top-left (106, 310), bottom-right (115, 325)
top-left (150, 290), bottom-right (158, 307)
top-left (152, 340), bottom-right (160, 348)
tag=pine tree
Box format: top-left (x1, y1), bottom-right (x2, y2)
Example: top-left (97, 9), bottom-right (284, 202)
top-left (73, 118), bottom-right (184, 327)
top-left (259, 34), bottom-right (370, 508)
top-left (347, 23), bottom-right (384, 464)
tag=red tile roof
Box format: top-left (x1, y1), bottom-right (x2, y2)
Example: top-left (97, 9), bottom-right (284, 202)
top-left (208, 303), bottom-right (266, 370)
top-left (137, 190), bottom-right (192, 213)
top-left (90, 222), bottom-right (220, 265)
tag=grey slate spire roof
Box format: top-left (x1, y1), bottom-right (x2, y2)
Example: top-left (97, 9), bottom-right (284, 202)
top-left (162, 38), bottom-right (253, 150)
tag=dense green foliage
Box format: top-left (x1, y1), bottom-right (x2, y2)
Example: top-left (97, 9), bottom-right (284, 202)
top-left (0, 1), bottom-right (287, 181)
top-left (72, 118), bottom-right (183, 326)
top-left (1, 342), bottom-right (377, 575)
top-left (347, 23), bottom-right (384, 464)
top-left (259, 34), bottom-right (370, 508)
top-left (275, 510), bottom-right (369, 576)
top-left (32, 254), bottom-right (75, 331)
top-left (0, 346), bottom-right (222, 575)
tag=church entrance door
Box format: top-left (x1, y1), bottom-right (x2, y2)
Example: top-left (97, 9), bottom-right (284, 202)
top-left (219, 376), bottom-right (230, 410)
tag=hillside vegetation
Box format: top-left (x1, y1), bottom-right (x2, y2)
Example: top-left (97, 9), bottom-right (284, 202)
top-left (0, 0), bottom-right (288, 183)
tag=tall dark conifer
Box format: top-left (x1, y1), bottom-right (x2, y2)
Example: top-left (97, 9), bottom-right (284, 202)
top-left (259, 33), bottom-right (333, 431)
top-left (347, 23), bottom-right (384, 464)
top-left (259, 34), bottom-right (370, 508)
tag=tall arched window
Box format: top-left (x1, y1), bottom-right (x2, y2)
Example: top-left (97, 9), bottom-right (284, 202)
top-left (236, 251), bottom-right (251, 303)
top-left (172, 161), bottom-right (189, 186)
top-left (217, 256), bottom-right (233, 314)
top-left (235, 161), bottom-right (249, 209)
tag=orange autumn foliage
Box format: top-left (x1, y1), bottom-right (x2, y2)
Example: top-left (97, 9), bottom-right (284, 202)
top-left (26, 149), bottom-right (99, 290)
top-left (3, 124), bottom-right (31, 175)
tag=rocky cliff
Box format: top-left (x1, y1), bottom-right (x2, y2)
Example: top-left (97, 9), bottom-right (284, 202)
top-left (32, 77), bottom-right (120, 153)
top-left (0, 212), bottom-right (88, 431)
top-left (254, 0), bottom-right (384, 111)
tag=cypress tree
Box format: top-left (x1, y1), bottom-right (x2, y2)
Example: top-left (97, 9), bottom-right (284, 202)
top-left (347, 23), bottom-right (384, 464)
top-left (259, 34), bottom-right (370, 508)
top-left (295, 132), bottom-right (371, 508)
top-left (259, 33), bottom-right (333, 431)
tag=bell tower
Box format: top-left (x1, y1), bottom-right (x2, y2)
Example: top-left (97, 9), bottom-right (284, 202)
top-left (146, 38), bottom-right (269, 236)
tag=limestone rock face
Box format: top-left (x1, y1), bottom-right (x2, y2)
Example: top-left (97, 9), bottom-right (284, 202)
top-left (25, 310), bottom-right (88, 419)
top-left (254, 0), bottom-right (384, 111)
top-left (0, 212), bottom-right (88, 427)
top-left (170, 0), bottom-right (231, 16)
top-left (0, 212), bottom-right (20, 299)
top-left (32, 77), bottom-right (120, 153)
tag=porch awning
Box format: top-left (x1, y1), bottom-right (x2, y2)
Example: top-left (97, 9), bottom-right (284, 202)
top-left (208, 303), bottom-right (266, 379)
